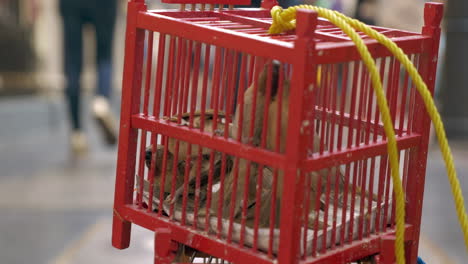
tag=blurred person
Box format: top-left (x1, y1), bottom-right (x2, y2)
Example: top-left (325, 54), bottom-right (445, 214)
top-left (59, 0), bottom-right (118, 155)
top-left (355, 0), bottom-right (376, 25)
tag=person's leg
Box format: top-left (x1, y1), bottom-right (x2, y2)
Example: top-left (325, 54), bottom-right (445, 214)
top-left (59, 0), bottom-right (88, 154)
top-left (93, 0), bottom-right (117, 99)
top-left (60, 0), bottom-right (83, 131)
top-left (90, 0), bottom-right (118, 145)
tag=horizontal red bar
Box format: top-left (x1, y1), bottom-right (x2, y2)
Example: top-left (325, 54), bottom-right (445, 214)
top-left (118, 205), bottom-right (273, 264)
top-left (217, 12), bottom-right (273, 29)
top-left (303, 225), bottom-right (414, 264)
top-left (313, 107), bottom-right (394, 136)
top-left (300, 134), bottom-right (421, 172)
top-left (316, 36), bottom-right (431, 64)
top-left (132, 115), bottom-right (287, 170)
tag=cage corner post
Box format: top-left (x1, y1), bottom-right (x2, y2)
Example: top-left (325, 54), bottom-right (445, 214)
top-left (277, 8), bottom-right (318, 264)
top-left (112, 0), bottom-right (147, 250)
top-left (404, 2), bottom-right (443, 263)
top-left (153, 228), bottom-right (178, 264)
top-left (260, 0), bottom-right (279, 10)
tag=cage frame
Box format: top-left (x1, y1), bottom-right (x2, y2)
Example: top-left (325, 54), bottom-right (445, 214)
top-left (112, 1), bottom-right (443, 263)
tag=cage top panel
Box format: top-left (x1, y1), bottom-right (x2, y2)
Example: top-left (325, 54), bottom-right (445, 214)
top-left (148, 9), bottom-right (424, 46)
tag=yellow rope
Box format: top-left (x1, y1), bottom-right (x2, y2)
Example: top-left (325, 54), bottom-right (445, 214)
top-left (270, 5), bottom-right (468, 263)
top-left (269, 4), bottom-right (468, 262)
top-left (332, 12), bottom-right (468, 253)
top-left (270, 5), bottom-right (406, 263)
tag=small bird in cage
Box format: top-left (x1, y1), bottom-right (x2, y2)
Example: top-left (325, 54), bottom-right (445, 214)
top-left (265, 60), bottom-right (378, 228)
top-left (144, 110), bottom-right (233, 212)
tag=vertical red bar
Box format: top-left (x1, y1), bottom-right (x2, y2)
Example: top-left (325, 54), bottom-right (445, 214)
top-left (321, 169), bottom-right (331, 254)
top-left (398, 59), bottom-right (410, 136)
top-left (202, 44), bottom-right (213, 232)
top-left (382, 157), bottom-right (392, 232)
top-left (347, 161), bottom-right (358, 242)
top-left (406, 4), bottom-right (443, 263)
top-left (268, 63), bottom-right (284, 256)
top-left (175, 38), bottom-right (186, 119)
top-left (311, 171), bottom-right (323, 257)
top-left (190, 42), bottom-right (202, 228)
top-left (366, 156), bottom-right (376, 237)
top-left (163, 36), bottom-right (176, 117)
top-left (364, 59), bottom-right (376, 237)
top-left (180, 40), bottom-right (198, 226)
top-left (406, 55), bottom-right (419, 135)
top-left (389, 59), bottom-right (402, 228)
top-left (201, 44), bottom-right (211, 117)
top-left (147, 134), bottom-right (158, 213)
top-left (218, 49), bottom-right (230, 111)
top-left (112, 1), bottom-right (146, 249)
top-left (253, 61), bottom-right (275, 250)
top-left (334, 63), bottom-right (347, 247)
top-left (382, 56), bottom-right (397, 230)
top-left (375, 155), bottom-right (388, 233)
top-left (248, 55), bottom-right (255, 86)
top-left (239, 55), bottom-right (264, 246)
top-left (374, 57), bottom-right (387, 233)
top-left (136, 31), bottom-right (154, 209)
top-left (206, 47), bottom-right (224, 236)
top-left (153, 33), bottom-right (166, 118)
top-left (348, 61), bottom-right (360, 149)
top-left (278, 10), bottom-right (318, 264)
top-left (357, 68), bottom-right (370, 240)
top-left (225, 50), bottom-right (237, 134)
top-left (339, 162), bottom-right (351, 245)
top-left (339, 63), bottom-right (357, 246)
top-left (170, 37), bottom-right (181, 116)
top-left (169, 141), bottom-right (180, 218)
top-left (158, 137), bottom-right (169, 216)
top-left (228, 54), bottom-right (247, 242)
top-left (137, 129), bottom-right (147, 209)
top-left (181, 145), bottom-right (192, 226)
top-left (336, 63), bottom-right (348, 153)
top-left (183, 40), bottom-right (194, 113)
top-left (302, 171), bottom-right (312, 259)
top-left (143, 31), bottom-right (154, 115)
top-left (342, 61), bottom-right (360, 244)
top-left (319, 64), bottom-right (328, 155)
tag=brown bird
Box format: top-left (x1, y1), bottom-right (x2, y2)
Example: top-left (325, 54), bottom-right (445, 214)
top-left (166, 110), bottom-right (231, 162)
top-left (144, 144), bottom-right (185, 202)
top-left (145, 110), bottom-right (233, 210)
top-left (266, 61), bottom-right (378, 230)
top-left (202, 61), bottom-right (280, 228)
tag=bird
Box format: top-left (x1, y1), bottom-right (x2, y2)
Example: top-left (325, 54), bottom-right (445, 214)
top-left (201, 60), bottom-right (281, 228)
top-left (144, 144), bottom-right (185, 203)
top-left (145, 110), bottom-right (233, 211)
top-left (265, 61), bottom-right (378, 230)
top-left (165, 109), bottom-right (231, 162)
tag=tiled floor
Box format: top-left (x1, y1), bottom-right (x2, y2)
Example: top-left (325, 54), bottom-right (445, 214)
top-left (0, 95), bottom-right (466, 264)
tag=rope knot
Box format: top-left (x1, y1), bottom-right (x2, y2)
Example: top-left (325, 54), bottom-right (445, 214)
top-left (269, 6), bottom-right (296, 34)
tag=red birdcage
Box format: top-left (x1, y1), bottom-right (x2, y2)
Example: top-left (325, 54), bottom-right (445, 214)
top-left (112, 1), bottom-right (443, 263)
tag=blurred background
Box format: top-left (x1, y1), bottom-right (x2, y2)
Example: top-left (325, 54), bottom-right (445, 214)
top-left (0, 0), bottom-right (466, 263)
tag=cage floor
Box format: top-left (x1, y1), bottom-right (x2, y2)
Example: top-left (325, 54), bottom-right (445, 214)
top-left (141, 179), bottom-right (391, 256)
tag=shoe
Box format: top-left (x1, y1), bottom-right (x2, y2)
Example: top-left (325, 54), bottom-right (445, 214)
top-left (92, 96), bottom-right (118, 146)
top-left (70, 131), bottom-right (88, 156)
